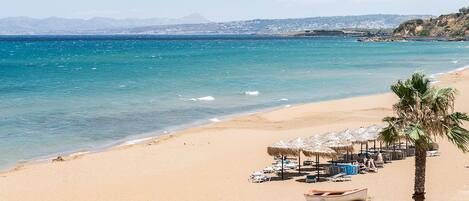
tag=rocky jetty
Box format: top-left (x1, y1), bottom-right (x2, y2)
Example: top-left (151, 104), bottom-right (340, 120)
top-left (357, 36), bottom-right (405, 42)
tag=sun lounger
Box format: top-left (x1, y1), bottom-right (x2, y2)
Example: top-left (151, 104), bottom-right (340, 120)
top-left (305, 175), bottom-right (317, 183)
top-left (375, 153), bottom-right (384, 168)
top-left (249, 171), bottom-right (270, 183)
top-left (326, 173), bottom-right (352, 182)
top-left (427, 150), bottom-right (440, 157)
top-left (249, 175), bottom-right (270, 183)
top-left (285, 162), bottom-right (298, 170)
top-left (263, 166), bottom-right (275, 173)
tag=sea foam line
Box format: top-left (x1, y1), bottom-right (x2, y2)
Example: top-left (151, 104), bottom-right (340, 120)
top-left (429, 65), bottom-right (469, 83)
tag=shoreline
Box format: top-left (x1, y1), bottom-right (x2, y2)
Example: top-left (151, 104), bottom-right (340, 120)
top-left (3, 65), bottom-right (469, 174)
top-left (0, 68), bottom-right (467, 201)
top-left (1, 91), bottom-right (388, 173)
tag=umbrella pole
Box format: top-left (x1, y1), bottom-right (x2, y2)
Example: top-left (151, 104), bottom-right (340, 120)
top-left (346, 150), bottom-right (349, 163)
top-left (281, 155), bottom-right (284, 180)
top-left (360, 143), bottom-right (363, 155)
top-left (366, 142), bottom-right (369, 157)
top-left (316, 155), bottom-right (320, 181)
top-left (298, 150), bottom-right (301, 174)
top-left (405, 139), bottom-right (408, 156)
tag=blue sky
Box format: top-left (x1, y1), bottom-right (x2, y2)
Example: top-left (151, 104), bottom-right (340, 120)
top-left (2, 0), bottom-right (468, 21)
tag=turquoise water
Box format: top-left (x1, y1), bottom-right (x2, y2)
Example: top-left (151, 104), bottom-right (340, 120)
top-left (1, 35), bottom-right (469, 169)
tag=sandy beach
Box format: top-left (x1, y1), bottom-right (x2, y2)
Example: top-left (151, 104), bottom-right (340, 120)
top-left (0, 69), bottom-right (468, 201)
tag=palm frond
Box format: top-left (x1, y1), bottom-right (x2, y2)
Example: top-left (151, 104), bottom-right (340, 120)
top-left (379, 118), bottom-right (401, 145)
top-left (410, 71), bottom-right (430, 95)
top-left (405, 124), bottom-right (429, 143)
top-left (445, 126), bottom-right (469, 152)
top-left (447, 112), bottom-right (469, 124)
top-left (423, 87), bottom-right (456, 114)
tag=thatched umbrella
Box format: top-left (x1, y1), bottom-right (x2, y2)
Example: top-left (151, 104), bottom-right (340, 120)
top-left (267, 140), bottom-right (296, 180)
top-left (336, 129), bottom-right (356, 161)
top-left (267, 140), bottom-right (297, 156)
top-left (352, 127), bottom-right (370, 155)
top-left (302, 144), bottom-right (337, 181)
top-left (365, 125), bottom-right (382, 152)
top-left (288, 137), bottom-right (307, 174)
top-left (365, 125), bottom-right (381, 141)
top-left (322, 132), bottom-right (354, 162)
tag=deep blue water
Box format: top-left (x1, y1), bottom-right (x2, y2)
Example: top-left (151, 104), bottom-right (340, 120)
top-left (1, 35), bottom-right (468, 169)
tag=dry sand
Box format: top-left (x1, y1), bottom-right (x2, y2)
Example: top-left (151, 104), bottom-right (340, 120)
top-left (0, 69), bottom-right (469, 201)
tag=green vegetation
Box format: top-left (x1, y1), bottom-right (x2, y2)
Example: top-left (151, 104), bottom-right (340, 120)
top-left (417, 30), bottom-right (430, 36)
top-left (393, 6), bottom-right (468, 39)
top-left (459, 7), bottom-right (469, 14)
top-left (380, 72), bottom-right (469, 201)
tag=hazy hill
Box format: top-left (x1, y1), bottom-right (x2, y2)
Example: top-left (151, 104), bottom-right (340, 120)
top-left (0, 14), bottom-right (431, 35)
top-left (123, 14), bottom-right (432, 35)
top-left (0, 13), bottom-right (210, 34)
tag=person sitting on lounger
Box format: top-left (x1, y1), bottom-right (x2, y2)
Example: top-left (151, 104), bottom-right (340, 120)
top-left (366, 157), bottom-right (378, 172)
top-left (356, 158), bottom-right (368, 173)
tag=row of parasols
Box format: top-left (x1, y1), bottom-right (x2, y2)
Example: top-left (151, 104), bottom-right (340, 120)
top-left (266, 125), bottom-right (384, 180)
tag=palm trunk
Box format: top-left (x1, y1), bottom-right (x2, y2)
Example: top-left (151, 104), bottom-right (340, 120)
top-left (413, 145), bottom-right (427, 201)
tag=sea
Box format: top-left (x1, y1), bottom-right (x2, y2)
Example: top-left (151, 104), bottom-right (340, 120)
top-left (1, 35), bottom-right (468, 169)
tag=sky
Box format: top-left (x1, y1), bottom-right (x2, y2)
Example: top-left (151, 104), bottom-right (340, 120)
top-left (1, 0), bottom-right (468, 21)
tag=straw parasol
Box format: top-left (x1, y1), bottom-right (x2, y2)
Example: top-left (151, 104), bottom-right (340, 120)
top-left (302, 143), bottom-right (337, 181)
top-left (302, 144), bottom-right (337, 158)
top-left (337, 129), bottom-right (357, 161)
top-left (267, 140), bottom-right (297, 157)
top-left (365, 125), bottom-right (382, 151)
top-left (267, 140), bottom-right (297, 180)
top-left (365, 125), bottom-right (382, 141)
top-left (288, 137), bottom-right (307, 151)
top-left (288, 137), bottom-right (307, 173)
top-left (322, 132), bottom-right (354, 153)
top-left (351, 127), bottom-right (370, 155)
top-left (340, 129), bottom-right (357, 142)
top-left (352, 127), bottom-right (370, 143)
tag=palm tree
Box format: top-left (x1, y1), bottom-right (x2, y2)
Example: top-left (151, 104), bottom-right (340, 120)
top-left (379, 72), bottom-right (469, 201)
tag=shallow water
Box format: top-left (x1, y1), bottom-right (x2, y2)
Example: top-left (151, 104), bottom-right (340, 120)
top-left (1, 35), bottom-right (468, 169)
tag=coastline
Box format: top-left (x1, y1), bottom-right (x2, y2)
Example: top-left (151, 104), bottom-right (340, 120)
top-left (3, 65), bottom-right (468, 174)
top-left (0, 68), bottom-right (468, 201)
top-left (4, 65), bottom-right (468, 173)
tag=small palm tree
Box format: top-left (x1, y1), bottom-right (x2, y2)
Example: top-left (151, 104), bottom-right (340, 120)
top-left (380, 72), bottom-right (469, 201)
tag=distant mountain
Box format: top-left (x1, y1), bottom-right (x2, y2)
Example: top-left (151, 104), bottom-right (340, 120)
top-left (0, 14), bottom-right (431, 35)
top-left (0, 13), bottom-right (210, 34)
top-left (394, 7), bottom-right (469, 39)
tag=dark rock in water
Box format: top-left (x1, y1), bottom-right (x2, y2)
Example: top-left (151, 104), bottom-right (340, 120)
top-left (358, 36), bottom-right (405, 42)
top-left (52, 156), bottom-right (65, 162)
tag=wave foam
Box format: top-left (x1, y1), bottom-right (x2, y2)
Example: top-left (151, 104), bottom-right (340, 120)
top-left (120, 137), bottom-right (154, 146)
top-left (430, 65), bottom-right (469, 83)
top-left (209, 118), bottom-right (221, 122)
top-left (185, 96), bottom-right (215, 102)
top-left (197, 96), bottom-right (215, 101)
top-left (244, 91), bottom-right (259, 96)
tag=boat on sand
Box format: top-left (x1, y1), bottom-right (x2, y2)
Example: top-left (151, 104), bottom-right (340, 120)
top-left (304, 188), bottom-right (368, 201)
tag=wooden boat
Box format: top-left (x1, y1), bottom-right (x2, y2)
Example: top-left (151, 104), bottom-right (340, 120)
top-left (304, 188), bottom-right (368, 201)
